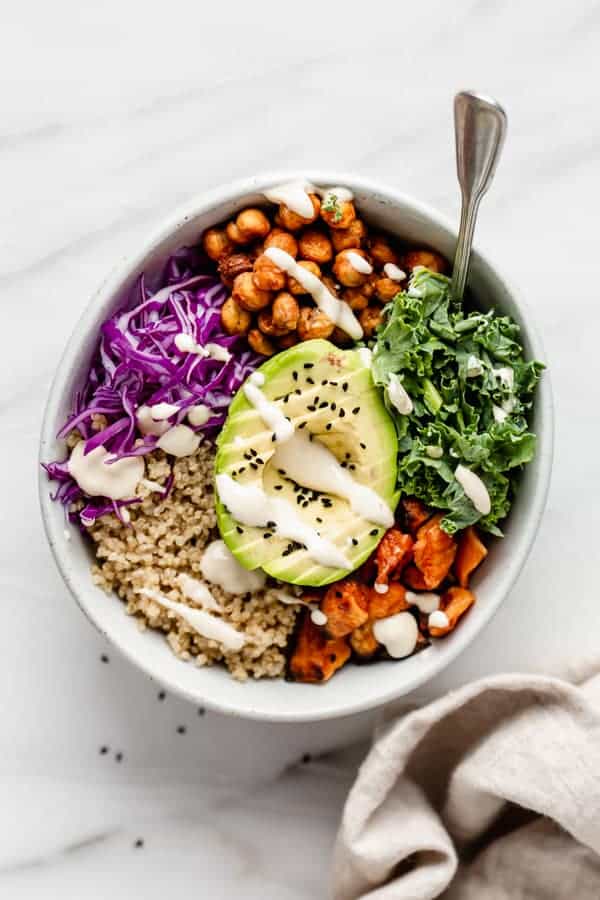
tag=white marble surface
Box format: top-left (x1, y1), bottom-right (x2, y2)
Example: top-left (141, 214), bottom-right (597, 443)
top-left (2, 0), bottom-right (599, 895)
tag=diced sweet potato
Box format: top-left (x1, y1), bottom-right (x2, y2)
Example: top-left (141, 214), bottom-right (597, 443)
top-left (401, 497), bottom-right (432, 535)
top-left (375, 528), bottom-right (414, 586)
top-left (413, 515), bottom-right (457, 589)
top-left (368, 583), bottom-right (410, 620)
top-left (350, 622), bottom-right (379, 660)
top-left (288, 612), bottom-right (351, 682)
top-left (454, 527), bottom-right (488, 587)
top-left (429, 586), bottom-right (475, 637)
top-left (402, 564), bottom-right (430, 591)
top-left (322, 580), bottom-right (369, 638)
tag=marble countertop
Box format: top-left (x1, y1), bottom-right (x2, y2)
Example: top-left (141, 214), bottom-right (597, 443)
top-left (2, 1), bottom-right (598, 895)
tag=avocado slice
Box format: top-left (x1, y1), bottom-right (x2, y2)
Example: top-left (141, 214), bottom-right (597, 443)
top-left (215, 339), bottom-right (399, 587)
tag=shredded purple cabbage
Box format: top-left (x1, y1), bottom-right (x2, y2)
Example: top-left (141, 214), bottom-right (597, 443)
top-left (43, 245), bottom-right (260, 525)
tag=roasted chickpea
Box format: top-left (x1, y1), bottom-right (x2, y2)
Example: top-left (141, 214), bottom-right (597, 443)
top-left (287, 260), bottom-right (321, 295)
top-left (202, 228), bottom-right (234, 261)
top-left (402, 249), bottom-right (448, 274)
top-left (332, 249), bottom-right (371, 287)
top-left (343, 287), bottom-right (369, 312)
top-left (330, 218), bottom-right (367, 252)
top-left (264, 227), bottom-right (299, 258)
top-left (257, 310), bottom-right (290, 337)
top-left (359, 305), bottom-right (384, 338)
top-left (374, 277), bottom-right (401, 303)
top-left (320, 195), bottom-right (356, 230)
top-left (220, 297), bottom-right (252, 335)
top-left (275, 194), bottom-right (321, 231)
top-left (369, 235), bottom-right (399, 268)
top-left (248, 328), bottom-right (276, 356)
top-left (217, 252), bottom-right (253, 288)
top-left (297, 306), bottom-right (335, 341)
top-left (235, 208), bottom-right (271, 241)
top-left (331, 326), bottom-right (354, 347)
top-left (226, 220), bottom-right (246, 245)
top-left (321, 275), bottom-right (339, 296)
top-left (232, 271), bottom-right (272, 311)
top-left (252, 254), bottom-right (286, 291)
top-left (277, 332), bottom-right (299, 349)
top-left (298, 228), bottom-right (333, 265)
top-left (272, 291), bottom-right (300, 331)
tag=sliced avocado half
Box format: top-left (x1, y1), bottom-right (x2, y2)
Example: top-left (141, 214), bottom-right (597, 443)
top-left (215, 339), bottom-right (399, 586)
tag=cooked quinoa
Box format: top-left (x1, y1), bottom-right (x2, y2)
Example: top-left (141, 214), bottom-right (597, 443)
top-left (87, 445), bottom-right (299, 680)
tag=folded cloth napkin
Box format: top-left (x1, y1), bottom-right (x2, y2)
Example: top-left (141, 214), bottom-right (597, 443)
top-left (333, 668), bottom-right (600, 899)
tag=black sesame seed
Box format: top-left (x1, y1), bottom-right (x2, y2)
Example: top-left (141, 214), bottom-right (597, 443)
top-left (157, 691), bottom-right (166, 701)
top-left (267, 520), bottom-right (276, 528)
top-left (342, 382), bottom-right (349, 392)
top-left (293, 371), bottom-right (298, 381)
top-left (250, 462), bottom-right (258, 470)
top-left (349, 464), bottom-right (356, 471)
top-left (274, 485), bottom-right (283, 491)
top-left (99, 746), bottom-right (109, 755)
top-left (250, 448), bottom-right (257, 457)
top-left (345, 452), bottom-right (351, 459)
top-left (302, 501), bottom-right (309, 508)
top-left (316, 516), bottom-right (323, 523)
top-left (236, 526), bottom-right (244, 534)
top-left (351, 538), bottom-right (358, 546)
top-left (306, 377), bottom-right (314, 385)
top-left (263, 532), bottom-right (273, 539)
top-left (303, 363), bottom-right (314, 369)
top-left (271, 433), bottom-right (277, 442)
top-left (100, 654), bottom-right (109, 663)
top-left (307, 405), bottom-right (316, 412)
top-left (360, 442), bottom-right (367, 449)
top-left (298, 421), bottom-right (307, 429)
top-left (176, 725), bottom-right (186, 735)
top-left (277, 469), bottom-right (286, 476)
top-left (295, 388), bottom-right (302, 395)
top-left (341, 461), bottom-right (347, 468)
top-left (370, 528), bottom-right (378, 536)
top-left (330, 381), bottom-right (338, 387)
top-left (321, 379), bottom-right (328, 386)
top-left (352, 407), bottom-right (360, 415)
top-left (296, 496), bottom-right (303, 504)
top-left (319, 401), bottom-right (328, 409)
top-left (293, 484), bottom-right (300, 492)
top-left (244, 452), bottom-right (251, 460)
top-left (283, 395), bottom-right (289, 404)
top-left (331, 402), bottom-right (337, 411)
top-left (134, 839), bottom-right (144, 849)
top-left (339, 409), bottom-right (346, 418)
top-left (326, 423), bottom-right (332, 431)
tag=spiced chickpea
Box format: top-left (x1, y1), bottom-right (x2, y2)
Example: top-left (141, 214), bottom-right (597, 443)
top-left (369, 235), bottom-right (399, 268)
top-left (359, 305), bottom-right (384, 338)
top-left (275, 194), bottom-right (321, 231)
top-left (264, 227), bottom-right (298, 258)
top-left (252, 254), bottom-right (286, 291)
top-left (225, 220), bottom-right (246, 245)
top-left (332, 249), bottom-right (371, 288)
top-left (235, 208), bottom-right (271, 241)
top-left (287, 260), bottom-right (321, 295)
top-left (402, 249), bottom-right (448, 274)
top-left (232, 271), bottom-right (272, 311)
top-left (272, 292), bottom-right (299, 332)
top-left (330, 219), bottom-right (367, 252)
top-left (321, 275), bottom-right (339, 296)
top-left (321, 196), bottom-right (356, 230)
top-left (257, 310), bottom-right (290, 337)
top-left (247, 328), bottom-right (276, 356)
top-left (374, 277), bottom-right (401, 303)
top-left (343, 287), bottom-right (369, 312)
top-left (217, 253), bottom-right (253, 288)
top-left (277, 332), bottom-right (299, 349)
top-left (297, 307), bottom-right (335, 341)
top-left (298, 229), bottom-right (333, 265)
top-left (202, 228), bottom-right (234, 261)
top-left (220, 297), bottom-right (252, 335)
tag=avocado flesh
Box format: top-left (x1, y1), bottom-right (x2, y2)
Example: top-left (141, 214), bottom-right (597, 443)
top-left (215, 339), bottom-right (398, 587)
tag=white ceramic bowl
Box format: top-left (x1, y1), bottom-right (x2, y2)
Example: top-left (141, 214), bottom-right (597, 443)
top-left (39, 172), bottom-right (553, 722)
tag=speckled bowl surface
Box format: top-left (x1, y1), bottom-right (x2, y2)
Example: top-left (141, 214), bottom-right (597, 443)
top-left (39, 172), bottom-right (553, 722)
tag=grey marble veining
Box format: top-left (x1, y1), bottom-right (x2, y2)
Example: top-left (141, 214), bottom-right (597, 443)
top-left (2, 0), bottom-right (599, 895)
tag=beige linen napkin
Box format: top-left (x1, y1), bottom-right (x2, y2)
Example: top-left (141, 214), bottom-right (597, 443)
top-left (333, 669), bottom-right (600, 899)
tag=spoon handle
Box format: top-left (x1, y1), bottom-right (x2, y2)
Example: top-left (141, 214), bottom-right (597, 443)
top-left (450, 91), bottom-right (507, 301)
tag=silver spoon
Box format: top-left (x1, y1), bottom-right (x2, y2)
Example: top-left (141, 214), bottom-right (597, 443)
top-left (450, 91), bottom-right (507, 301)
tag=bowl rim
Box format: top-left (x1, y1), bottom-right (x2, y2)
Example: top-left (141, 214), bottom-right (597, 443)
top-left (39, 170), bottom-right (554, 722)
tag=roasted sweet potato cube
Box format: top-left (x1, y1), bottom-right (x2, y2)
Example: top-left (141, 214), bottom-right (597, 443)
top-left (288, 612), bottom-right (351, 682)
top-left (402, 564), bottom-right (430, 591)
top-left (375, 528), bottom-right (413, 586)
top-left (454, 527), bottom-right (488, 587)
top-left (401, 497), bottom-right (432, 535)
top-left (368, 583), bottom-right (410, 620)
top-left (350, 622), bottom-right (379, 660)
top-left (429, 586), bottom-right (475, 637)
top-left (322, 580), bottom-right (369, 638)
top-left (413, 515), bottom-right (457, 589)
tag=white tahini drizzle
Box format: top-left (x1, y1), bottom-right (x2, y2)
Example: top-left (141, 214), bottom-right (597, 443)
top-left (428, 610), bottom-right (449, 630)
top-left (200, 539), bottom-right (266, 594)
top-left (358, 347), bottom-right (372, 369)
top-left (136, 405), bottom-right (171, 436)
top-left (373, 612), bottom-right (418, 659)
top-left (149, 402), bottom-right (179, 420)
top-left (264, 180), bottom-right (316, 219)
top-left (243, 371), bottom-right (294, 443)
top-left (177, 573), bottom-right (222, 611)
top-left (216, 473), bottom-right (351, 570)
top-left (264, 247), bottom-right (363, 340)
top-left (68, 442), bottom-right (144, 500)
top-left (175, 333), bottom-right (232, 363)
top-left (387, 373), bottom-right (413, 415)
top-left (311, 609), bottom-right (328, 626)
top-left (383, 263), bottom-right (407, 282)
top-left (374, 583), bottom-right (389, 595)
top-left (271, 432), bottom-right (393, 527)
top-left (272, 590), bottom-right (328, 626)
top-left (141, 478), bottom-right (167, 493)
top-left (346, 251), bottom-right (373, 275)
top-left (455, 464), bottom-right (491, 515)
top-left (187, 404), bottom-right (211, 426)
top-left (405, 590), bottom-right (440, 614)
top-left (157, 424), bottom-right (201, 457)
top-left (138, 587), bottom-right (245, 651)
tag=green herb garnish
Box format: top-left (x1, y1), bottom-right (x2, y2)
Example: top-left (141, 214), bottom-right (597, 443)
top-left (323, 193), bottom-right (343, 223)
top-left (371, 267), bottom-right (544, 536)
